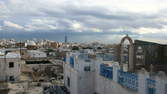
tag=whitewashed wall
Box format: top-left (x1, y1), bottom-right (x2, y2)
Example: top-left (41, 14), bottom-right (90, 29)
top-left (64, 52), bottom-right (167, 94)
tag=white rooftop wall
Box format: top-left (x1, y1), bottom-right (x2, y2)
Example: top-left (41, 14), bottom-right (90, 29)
top-left (27, 50), bottom-right (47, 58)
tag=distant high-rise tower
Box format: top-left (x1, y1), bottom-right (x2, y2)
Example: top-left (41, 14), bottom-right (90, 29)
top-left (65, 35), bottom-right (68, 43)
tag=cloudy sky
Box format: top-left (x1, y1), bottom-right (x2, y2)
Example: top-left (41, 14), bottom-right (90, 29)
top-left (0, 0), bottom-right (167, 43)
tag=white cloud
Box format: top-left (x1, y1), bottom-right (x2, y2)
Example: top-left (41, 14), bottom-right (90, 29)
top-left (0, 1), bottom-right (10, 18)
top-left (72, 22), bottom-right (82, 29)
top-left (24, 19), bottom-right (57, 31)
top-left (134, 26), bottom-right (167, 35)
top-left (91, 28), bottom-right (102, 32)
top-left (78, 0), bottom-right (167, 13)
top-left (70, 21), bottom-right (83, 32)
top-left (4, 0), bottom-right (167, 17)
top-left (3, 21), bottom-right (24, 29)
top-left (31, 19), bottom-right (55, 25)
top-left (47, 25), bottom-right (57, 30)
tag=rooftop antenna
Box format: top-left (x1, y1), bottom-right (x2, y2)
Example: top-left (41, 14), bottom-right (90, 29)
top-left (122, 27), bottom-right (130, 37)
top-left (126, 34), bottom-right (129, 38)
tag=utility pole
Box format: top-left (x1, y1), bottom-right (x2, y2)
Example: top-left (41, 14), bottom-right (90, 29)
top-left (20, 40), bottom-right (22, 60)
top-left (4, 51), bottom-right (7, 81)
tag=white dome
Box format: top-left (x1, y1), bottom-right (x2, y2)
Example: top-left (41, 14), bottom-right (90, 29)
top-left (27, 41), bottom-right (36, 46)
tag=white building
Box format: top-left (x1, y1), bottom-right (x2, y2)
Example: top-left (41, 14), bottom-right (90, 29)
top-left (64, 51), bottom-right (167, 94)
top-left (26, 40), bottom-right (36, 47)
top-left (0, 51), bottom-right (21, 81)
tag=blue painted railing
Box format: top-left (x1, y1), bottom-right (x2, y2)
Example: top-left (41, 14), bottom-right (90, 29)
top-left (100, 64), bottom-right (113, 79)
top-left (118, 70), bottom-right (138, 91)
top-left (146, 78), bottom-right (156, 94)
top-left (70, 56), bottom-right (74, 68)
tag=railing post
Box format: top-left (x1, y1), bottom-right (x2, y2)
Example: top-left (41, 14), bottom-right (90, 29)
top-left (113, 62), bottom-right (120, 82)
top-left (138, 69), bottom-right (149, 94)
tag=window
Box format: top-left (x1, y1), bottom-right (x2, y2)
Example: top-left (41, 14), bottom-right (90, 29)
top-left (21, 52), bottom-right (24, 55)
top-left (9, 62), bottom-right (14, 68)
top-left (84, 66), bottom-right (91, 72)
top-left (85, 59), bottom-right (91, 62)
top-left (67, 77), bottom-right (70, 87)
top-left (9, 76), bottom-right (14, 81)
